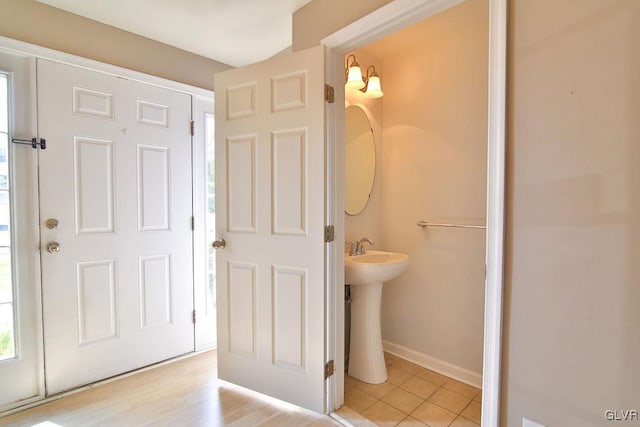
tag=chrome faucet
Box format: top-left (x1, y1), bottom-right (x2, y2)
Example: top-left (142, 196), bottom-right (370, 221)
top-left (348, 237), bottom-right (374, 255)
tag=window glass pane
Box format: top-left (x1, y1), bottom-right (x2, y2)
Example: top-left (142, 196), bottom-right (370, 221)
top-left (0, 74), bottom-right (7, 133)
top-left (206, 113), bottom-right (215, 216)
top-left (0, 248), bottom-right (11, 304)
top-left (0, 133), bottom-right (8, 190)
top-left (0, 75), bottom-right (13, 361)
top-left (0, 192), bottom-right (9, 247)
top-left (0, 303), bottom-right (15, 360)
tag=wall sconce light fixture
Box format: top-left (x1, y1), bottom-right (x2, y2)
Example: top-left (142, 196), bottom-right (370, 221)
top-left (345, 54), bottom-right (365, 90)
top-left (344, 54), bottom-right (383, 98)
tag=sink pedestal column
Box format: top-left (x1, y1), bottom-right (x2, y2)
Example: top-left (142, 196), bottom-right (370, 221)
top-left (348, 281), bottom-right (387, 384)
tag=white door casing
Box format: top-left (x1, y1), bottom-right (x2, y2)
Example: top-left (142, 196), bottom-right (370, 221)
top-left (38, 59), bottom-right (194, 394)
top-left (322, 1), bottom-right (507, 423)
top-left (0, 50), bottom-right (43, 409)
top-left (215, 46), bottom-right (326, 413)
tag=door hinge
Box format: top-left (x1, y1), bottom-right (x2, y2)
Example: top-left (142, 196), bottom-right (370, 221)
top-left (324, 225), bottom-right (335, 243)
top-left (191, 216), bottom-right (195, 230)
top-left (324, 84), bottom-right (335, 103)
top-left (190, 120), bottom-right (195, 136)
top-left (192, 309), bottom-right (197, 324)
top-left (324, 360), bottom-right (335, 379)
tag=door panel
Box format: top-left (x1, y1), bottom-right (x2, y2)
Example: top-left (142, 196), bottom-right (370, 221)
top-left (214, 46), bottom-right (326, 412)
top-left (0, 50), bottom-right (43, 410)
top-left (37, 59), bottom-right (194, 394)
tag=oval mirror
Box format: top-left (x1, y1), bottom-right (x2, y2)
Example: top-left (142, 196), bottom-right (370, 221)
top-left (345, 105), bottom-right (375, 215)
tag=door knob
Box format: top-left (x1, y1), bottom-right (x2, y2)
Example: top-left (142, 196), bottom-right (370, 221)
top-left (212, 238), bottom-right (226, 249)
top-left (46, 218), bottom-right (59, 229)
top-left (47, 242), bottom-right (61, 253)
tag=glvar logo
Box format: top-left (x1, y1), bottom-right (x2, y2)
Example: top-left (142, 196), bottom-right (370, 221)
top-left (605, 410), bottom-right (639, 421)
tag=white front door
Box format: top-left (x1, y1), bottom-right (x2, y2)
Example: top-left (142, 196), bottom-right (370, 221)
top-left (0, 50), bottom-right (43, 409)
top-left (37, 59), bottom-right (195, 394)
top-left (214, 46), bottom-right (327, 412)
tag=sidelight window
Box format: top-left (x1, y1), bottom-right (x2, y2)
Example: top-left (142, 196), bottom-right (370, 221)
top-left (0, 73), bottom-right (15, 361)
top-left (205, 113), bottom-right (216, 319)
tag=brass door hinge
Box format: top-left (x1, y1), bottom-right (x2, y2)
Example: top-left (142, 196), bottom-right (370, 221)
top-left (324, 84), bottom-right (335, 103)
top-left (324, 225), bottom-right (335, 243)
top-left (324, 360), bottom-right (335, 379)
top-left (190, 120), bottom-right (195, 136)
top-left (192, 310), bottom-right (197, 324)
top-left (191, 216), bottom-right (195, 230)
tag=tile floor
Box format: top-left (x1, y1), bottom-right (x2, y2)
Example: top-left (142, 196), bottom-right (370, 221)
top-left (337, 353), bottom-right (481, 427)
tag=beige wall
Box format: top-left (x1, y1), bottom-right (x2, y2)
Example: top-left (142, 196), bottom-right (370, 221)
top-left (295, 0), bottom-right (640, 425)
top-left (373, 0), bottom-right (487, 378)
top-left (503, 0), bottom-right (640, 425)
top-left (292, 0), bottom-right (393, 52)
top-left (0, 0), bottom-right (230, 90)
top-left (345, 49), bottom-right (384, 247)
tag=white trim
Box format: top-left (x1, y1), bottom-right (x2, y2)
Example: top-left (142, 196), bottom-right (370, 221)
top-left (323, 0), bottom-right (466, 52)
top-left (0, 53), bottom-right (45, 413)
top-left (322, 0), bottom-right (506, 425)
top-left (0, 35), bottom-right (214, 99)
top-left (383, 340), bottom-right (482, 389)
top-left (324, 46), bottom-right (346, 411)
top-left (482, 0), bottom-right (507, 426)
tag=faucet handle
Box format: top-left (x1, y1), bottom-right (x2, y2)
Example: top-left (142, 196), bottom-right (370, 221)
top-left (346, 241), bottom-right (358, 256)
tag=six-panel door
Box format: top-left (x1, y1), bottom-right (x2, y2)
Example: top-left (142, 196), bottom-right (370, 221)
top-left (37, 59), bottom-right (195, 394)
top-left (215, 46), bottom-right (326, 413)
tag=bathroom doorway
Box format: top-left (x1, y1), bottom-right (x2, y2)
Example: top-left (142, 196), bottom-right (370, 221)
top-left (340, 2), bottom-right (487, 424)
top-left (324, 0), bottom-right (506, 425)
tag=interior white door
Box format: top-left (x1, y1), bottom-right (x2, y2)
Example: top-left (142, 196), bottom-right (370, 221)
top-left (38, 59), bottom-right (194, 394)
top-left (0, 50), bottom-right (43, 409)
top-left (214, 46), bottom-right (326, 412)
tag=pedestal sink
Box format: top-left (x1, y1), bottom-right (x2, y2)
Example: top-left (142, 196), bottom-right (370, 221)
top-left (345, 250), bottom-right (409, 384)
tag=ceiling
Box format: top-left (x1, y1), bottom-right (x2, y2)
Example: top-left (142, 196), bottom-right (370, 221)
top-left (35, 0), bottom-right (313, 67)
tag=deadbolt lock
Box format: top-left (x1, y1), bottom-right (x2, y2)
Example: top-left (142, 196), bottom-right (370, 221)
top-left (46, 218), bottom-right (59, 230)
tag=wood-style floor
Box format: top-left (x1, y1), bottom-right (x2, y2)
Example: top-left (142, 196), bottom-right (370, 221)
top-left (0, 350), bottom-right (341, 427)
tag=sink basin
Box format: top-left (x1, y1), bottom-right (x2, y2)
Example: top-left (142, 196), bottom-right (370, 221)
top-left (345, 250), bottom-right (409, 384)
top-left (345, 250), bottom-right (409, 285)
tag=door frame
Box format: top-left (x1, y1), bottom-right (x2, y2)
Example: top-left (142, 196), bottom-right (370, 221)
top-left (0, 50), bottom-right (45, 412)
top-left (0, 35), bottom-right (213, 411)
top-left (322, 0), bottom-right (507, 425)
top-left (192, 94), bottom-right (217, 351)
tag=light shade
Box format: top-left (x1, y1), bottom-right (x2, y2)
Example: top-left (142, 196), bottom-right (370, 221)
top-left (346, 65), bottom-right (365, 90)
top-left (364, 75), bottom-right (383, 98)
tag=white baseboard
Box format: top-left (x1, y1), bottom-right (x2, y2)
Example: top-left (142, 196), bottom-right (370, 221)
top-left (382, 340), bottom-right (482, 389)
